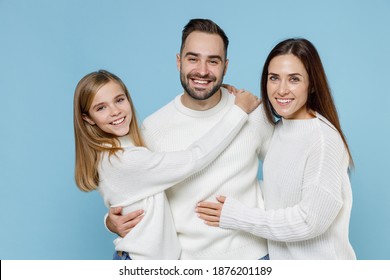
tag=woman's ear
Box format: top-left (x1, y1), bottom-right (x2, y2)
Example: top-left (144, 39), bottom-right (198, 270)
top-left (82, 113), bottom-right (95, 125)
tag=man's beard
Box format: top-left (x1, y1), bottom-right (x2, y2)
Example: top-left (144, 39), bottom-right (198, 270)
top-left (180, 72), bottom-right (223, 101)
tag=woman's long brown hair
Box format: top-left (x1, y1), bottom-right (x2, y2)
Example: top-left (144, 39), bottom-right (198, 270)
top-left (260, 38), bottom-right (353, 167)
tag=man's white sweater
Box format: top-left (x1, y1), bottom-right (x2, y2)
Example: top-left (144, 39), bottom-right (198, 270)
top-left (220, 114), bottom-right (356, 259)
top-left (98, 105), bottom-right (249, 259)
top-left (142, 89), bottom-right (274, 259)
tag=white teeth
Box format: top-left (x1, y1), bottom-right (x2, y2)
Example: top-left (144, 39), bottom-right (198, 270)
top-left (277, 98), bottom-right (292, 104)
top-left (112, 117), bottom-right (125, 125)
top-left (194, 80), bottom-right (208, 84)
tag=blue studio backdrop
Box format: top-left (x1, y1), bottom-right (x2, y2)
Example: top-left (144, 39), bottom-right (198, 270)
top-left (0, 0), bottom-right (389, 259)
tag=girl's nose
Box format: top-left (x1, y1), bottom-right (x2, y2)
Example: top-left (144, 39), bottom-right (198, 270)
top-left (110, 105), bottom-right (121, 116)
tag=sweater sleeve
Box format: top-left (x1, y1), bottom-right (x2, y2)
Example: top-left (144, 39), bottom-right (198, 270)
top-left (255, 104), bottom-right (274, 161)
top-left (220, 133), bottom-right (348, 242)
top-left (106, 105), bottom-right (248, 207)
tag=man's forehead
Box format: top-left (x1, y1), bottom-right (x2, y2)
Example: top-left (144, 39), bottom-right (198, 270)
top-left (182, 32), bottom-right (225, 57)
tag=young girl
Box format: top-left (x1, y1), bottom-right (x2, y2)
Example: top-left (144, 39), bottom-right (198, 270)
top-left (197, 38), bottom-right (356, 259)
top-left (73, 69), bottom-right (260, 260)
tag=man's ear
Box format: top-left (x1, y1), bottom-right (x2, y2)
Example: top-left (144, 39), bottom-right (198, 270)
top-left (223, 58), bottom-right (229, 76)
top-left (176, 54), bottom-right (181, 71)
top-left (82, 113), bottom-right (95, 125)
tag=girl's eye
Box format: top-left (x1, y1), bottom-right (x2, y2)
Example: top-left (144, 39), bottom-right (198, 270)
top-left (117, 97), bottom-right (125, 103)
top-left (96, 106), bottom-right (105, 112)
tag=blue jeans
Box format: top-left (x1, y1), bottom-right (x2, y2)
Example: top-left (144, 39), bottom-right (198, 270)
top-left (113, 251), bottom-right (131, 260)
top-left (259, 254), bottom-right (270, 260)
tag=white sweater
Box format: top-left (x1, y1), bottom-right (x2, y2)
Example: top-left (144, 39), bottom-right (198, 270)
top-left (142, 89), bottom-right (274, 259)
top-left (220, 113), bottom-right (356, 259)
top-left (97, 105), bottom-right (248, 259)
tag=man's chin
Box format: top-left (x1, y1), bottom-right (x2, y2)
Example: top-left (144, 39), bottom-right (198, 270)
top-left (187, 87), bottom-right (221, 100)
top-left (188, 93), bottom-right (213, 101)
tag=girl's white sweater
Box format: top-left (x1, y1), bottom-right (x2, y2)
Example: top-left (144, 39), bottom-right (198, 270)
top-left (97, 105), bottom-right (248, 259)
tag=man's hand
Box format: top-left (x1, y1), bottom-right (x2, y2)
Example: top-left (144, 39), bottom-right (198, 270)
top-left (106, 207), bottom-right (144, 237)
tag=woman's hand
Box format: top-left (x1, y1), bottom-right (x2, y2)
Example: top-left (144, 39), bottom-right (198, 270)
top-left (196, 196), bottom-right (226, 227)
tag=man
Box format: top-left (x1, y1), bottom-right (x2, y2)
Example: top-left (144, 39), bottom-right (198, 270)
top-left (107, 18), bottom-right (273, 259)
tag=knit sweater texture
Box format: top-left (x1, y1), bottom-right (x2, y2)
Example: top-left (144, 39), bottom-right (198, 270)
top-left (98, 104), bottom-right (248, 259)
top-left (220, 113), bottom-right (356, 259)
top-left (142, 89), bottom-right (274, 259)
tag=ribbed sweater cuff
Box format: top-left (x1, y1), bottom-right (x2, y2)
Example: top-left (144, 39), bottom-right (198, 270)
top-left (220, 197), bottom-right (246, 230)
top-left (229, 104), bottom-right (249, 121)
top-left (103, 212), bottom-right (116, 234)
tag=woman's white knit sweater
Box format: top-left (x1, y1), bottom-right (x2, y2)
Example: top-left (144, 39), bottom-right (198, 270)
top-left (97, 105), bottom-right (248, 259)
top-left (220, 113), bottom-right (356, 259)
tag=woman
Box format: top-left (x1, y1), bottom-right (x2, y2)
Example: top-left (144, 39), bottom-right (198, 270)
top-left (197, 38), bottom-right (356, 260)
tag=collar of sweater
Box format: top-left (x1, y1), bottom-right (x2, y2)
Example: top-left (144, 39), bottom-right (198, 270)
top-left (118, 135), bottom-right (135, 147)
top-left (174, 88), bottom-right (231, 118)
top-left (280, 112), bottom-right (336, 134)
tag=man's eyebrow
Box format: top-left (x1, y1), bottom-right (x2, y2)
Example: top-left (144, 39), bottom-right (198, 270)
top-left (184, 52), bottom-right (223, 61)
top-left (208, 55), bottom-right (224, 61)
top-left (184, 52), bottom-right (200, 57)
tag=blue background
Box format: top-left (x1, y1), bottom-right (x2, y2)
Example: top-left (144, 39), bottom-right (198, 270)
top-left (0, 0), bottom-right (389, 260)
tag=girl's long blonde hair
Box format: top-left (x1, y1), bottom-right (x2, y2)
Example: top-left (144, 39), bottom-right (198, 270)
top-left (73, 70), bottom-right (145, 192)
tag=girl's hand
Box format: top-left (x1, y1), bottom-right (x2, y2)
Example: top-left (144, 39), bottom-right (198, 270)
top-left (196, 196), bottom-right (226, 227)
top-left (222, 84), bottom-right (239, 95)
top-left (234, 90), bottom-right (261, 114)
